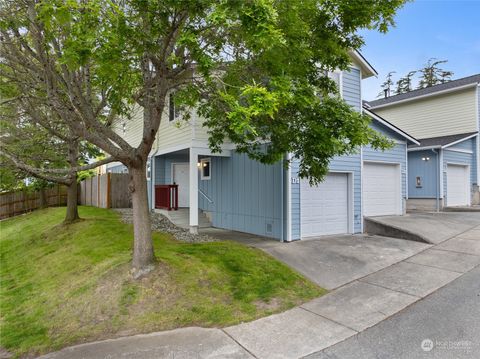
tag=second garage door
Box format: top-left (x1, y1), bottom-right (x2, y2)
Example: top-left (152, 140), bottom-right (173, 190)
top-left (446, 164), bottom-right (469, 206)
top-left (363, 162), bottom-right (401, 217)
top-left (300, 173), bottom-right (349, 237)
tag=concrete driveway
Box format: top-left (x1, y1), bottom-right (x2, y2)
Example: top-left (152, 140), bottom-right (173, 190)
top-left (366, 212), bottom-right (480, 244)
top-left (202, 228), bottom-right (430, 290)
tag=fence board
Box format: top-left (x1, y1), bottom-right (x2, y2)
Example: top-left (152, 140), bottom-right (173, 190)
top-left (0, 184), bottom-right (67, 220)
top-left (78, 173), bottom-right (130, 209)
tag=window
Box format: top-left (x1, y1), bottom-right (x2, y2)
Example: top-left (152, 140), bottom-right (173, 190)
top-left (327, 71), bottom-right (342, 97)
top-left (146, 161), bottom-right (151, 180)
top-left (169, 93), bottom-right (184, 122)
top-left (200, 158), bottom-right (211, 180)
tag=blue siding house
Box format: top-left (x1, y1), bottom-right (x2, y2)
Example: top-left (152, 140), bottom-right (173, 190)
top-left (106, 51), bottom-right (419, 241)
top-left (407, 133), bottom-right (477, 210)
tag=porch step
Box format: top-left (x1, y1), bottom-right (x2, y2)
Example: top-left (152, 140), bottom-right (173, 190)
top-left (154, 208), bottom-right (211, 229)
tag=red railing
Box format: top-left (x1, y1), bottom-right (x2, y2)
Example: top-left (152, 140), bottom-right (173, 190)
top-left (155, 184), bottom-right (178, 210)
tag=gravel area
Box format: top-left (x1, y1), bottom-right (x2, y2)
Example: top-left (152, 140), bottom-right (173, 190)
top-left (114, 208), bottom-right (216, 243)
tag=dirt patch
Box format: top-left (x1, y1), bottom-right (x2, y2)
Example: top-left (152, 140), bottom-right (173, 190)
top-left (254, 297), bottom-right (282, 312)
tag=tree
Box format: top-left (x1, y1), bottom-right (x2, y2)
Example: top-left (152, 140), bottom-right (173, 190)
top-left (0, 0), bottom-right (405, 277)
top-left (395, 70), bottom-right (416, 94)
top-left (417, 58), bottom-right (453, 89)
top-left (378, 71), bottom-right (396, 98)
top-left (0, 105), bottom-right (106, 223)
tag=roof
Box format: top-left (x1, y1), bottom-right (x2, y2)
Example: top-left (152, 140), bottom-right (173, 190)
top-left (363, 108), bottom-right (419, 145)
top-left (408, 132), bottom-right (478, 150)
top-left (348, 50), bottom-right (378, 79)
top-left (367, 73), bottom-right (480, 108)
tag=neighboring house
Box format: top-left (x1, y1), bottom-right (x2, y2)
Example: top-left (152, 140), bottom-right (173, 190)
top-left (106, 51), bottom-right (419, 241)
top-left (367, 74), bottom-right (480, 210)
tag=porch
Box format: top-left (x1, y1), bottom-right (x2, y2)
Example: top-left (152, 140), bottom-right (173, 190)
top-left (150, 146), bottom-right (285, 239)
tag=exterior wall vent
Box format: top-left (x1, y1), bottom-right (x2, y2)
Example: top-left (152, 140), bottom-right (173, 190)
top-left (265, 222), bottom-right (273, 235)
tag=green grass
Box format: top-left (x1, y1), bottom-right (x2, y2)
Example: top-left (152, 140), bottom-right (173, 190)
top-left (0, 206), bottom-right (325, 357)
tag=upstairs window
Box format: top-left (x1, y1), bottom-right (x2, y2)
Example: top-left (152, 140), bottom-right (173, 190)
top-left (169, 93), bottom-right (184, 122)
top-left (327, 71), bottom-right (342, 97)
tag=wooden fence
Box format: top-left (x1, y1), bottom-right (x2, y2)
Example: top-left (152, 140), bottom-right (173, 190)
top-left (0, 184), bottom-right (67, 220)
top-left (79, 173), bottom-right (131, 209)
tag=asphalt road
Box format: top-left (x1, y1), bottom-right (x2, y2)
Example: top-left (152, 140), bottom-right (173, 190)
top-left (306, 265), bottom-right (480, 359)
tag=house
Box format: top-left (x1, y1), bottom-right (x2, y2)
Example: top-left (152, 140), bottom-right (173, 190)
top-left (106, 51), bottom-right (419, 241)
top-left (367, 74), bottom-right (480, 210)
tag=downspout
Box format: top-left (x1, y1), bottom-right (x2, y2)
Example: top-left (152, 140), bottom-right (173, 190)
top-left (432, 149), bottom-right (440, 212)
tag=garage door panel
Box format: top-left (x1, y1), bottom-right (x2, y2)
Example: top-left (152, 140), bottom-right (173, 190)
top-left (301, 173), bottom-right (349, 237)
top-left (363, 163), bottom-right (401, 217)
top-left (446, 165), bottom-right (469, 206)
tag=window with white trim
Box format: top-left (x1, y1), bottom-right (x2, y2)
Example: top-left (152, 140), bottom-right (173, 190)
top-left (200, 158), bottom-right (211, 180)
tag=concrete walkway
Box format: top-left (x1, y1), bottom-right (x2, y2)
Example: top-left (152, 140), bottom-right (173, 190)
top-left (40, 224), bottom-right (480, 359)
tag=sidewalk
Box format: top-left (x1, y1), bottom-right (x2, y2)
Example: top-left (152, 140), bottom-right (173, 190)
top-left (39, 225), bottom-right (480, 359)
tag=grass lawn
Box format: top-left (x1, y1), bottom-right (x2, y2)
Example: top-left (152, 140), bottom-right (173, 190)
top-left (0, 206), bottom-right (325, 357)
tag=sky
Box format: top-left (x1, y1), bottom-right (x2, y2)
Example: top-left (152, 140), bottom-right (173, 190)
top-left (359, 0), bottom-right (480, 101)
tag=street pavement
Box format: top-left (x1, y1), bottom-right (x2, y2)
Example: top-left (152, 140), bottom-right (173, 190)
top-left (305, 265), bottom-right (480, 359)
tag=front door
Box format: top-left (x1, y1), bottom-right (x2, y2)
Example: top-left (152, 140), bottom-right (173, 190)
top-left (172, 163), bottom-right (190, 207)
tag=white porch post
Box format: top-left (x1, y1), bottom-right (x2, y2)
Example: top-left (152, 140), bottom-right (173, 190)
top-left (189, 148), bottom-right (199, 233)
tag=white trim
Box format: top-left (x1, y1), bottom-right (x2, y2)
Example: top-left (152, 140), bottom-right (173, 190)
top-left (408, 145), bottom-right (441, 152)
top-left (189, 148), bottom-right (199, 232)
top-left (477, 134), bottom-right (480, 185)
top-left (360, 147), bottom-right (364, 232)
top-left (364, 108), bottom-right (420, 145)
top-left (348, 50), bottom-right (377, 78)
top-left (442, 133), bottom-right (478, 148)
top-left (286, 153), bottom-right (292, 242)
top-left (200, 158), bottom-right (211, 180)
top-left (370, 83), bottom-right (478, 109)
top-left (151, 156), bottom-right (155, 210)
top-left (405, 145), bottom-right (409, 200)
top-left (299, 171), bottom-right (355, 238)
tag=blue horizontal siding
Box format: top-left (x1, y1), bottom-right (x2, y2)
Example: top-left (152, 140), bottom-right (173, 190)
top-left (342, 67), bottom-right (361, 111)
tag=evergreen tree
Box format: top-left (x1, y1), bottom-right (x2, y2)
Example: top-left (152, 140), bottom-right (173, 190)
top-left (417, 58), bottom-right (452, 89)
top-left (378, 71), bottom-right (396, 98)
top-left (395, 71), bottom-right (416, 94)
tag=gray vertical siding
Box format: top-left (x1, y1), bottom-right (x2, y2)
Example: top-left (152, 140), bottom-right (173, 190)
top-left (154, 151), bottom-right (284, 239)
top-left (198, 152), bottom-right (284, 239)
top-left (342, 67), bottom-right (361, 111)
top-left (408, 150), bottom-right (439, 198)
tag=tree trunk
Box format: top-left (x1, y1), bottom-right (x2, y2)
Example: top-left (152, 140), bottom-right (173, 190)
top-left (129, 163), bottom-right (155, 278)
top-left (64, 180), bottom-right (79, 223)
top-left (64, 139), bottom-right (80, 224)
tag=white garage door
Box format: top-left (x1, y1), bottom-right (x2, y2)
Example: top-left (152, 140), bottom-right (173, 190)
top-left (363, 162), bottom-right (401, 217)
top-left (300, 173), bottom-right (349, 237)
top-left (446, 164), bottom-right (469, 206)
